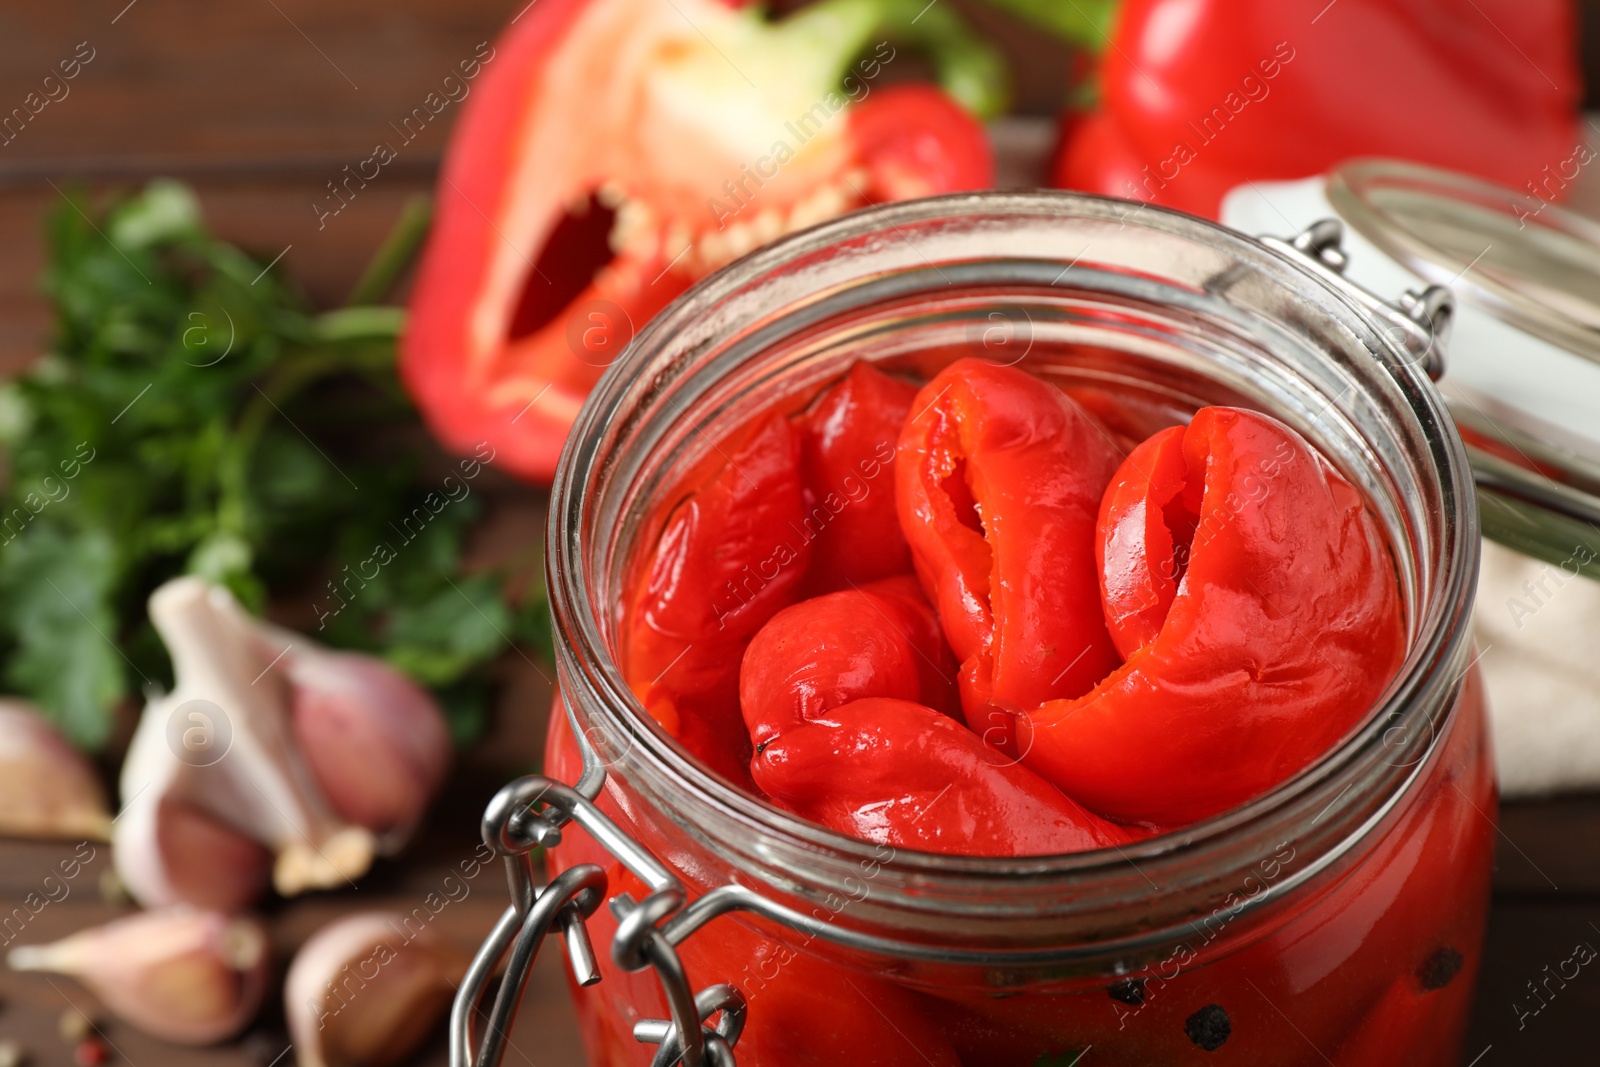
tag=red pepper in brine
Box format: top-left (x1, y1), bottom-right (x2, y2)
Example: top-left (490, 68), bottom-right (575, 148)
top-left (896, 358), bottom-right (1122, 724)
top-left (625, 413), bottom-right (811, 784)
top-left (797, 363), bottom-right (918, 593)
top-left (1018, 407), bottom-right (1407, 825)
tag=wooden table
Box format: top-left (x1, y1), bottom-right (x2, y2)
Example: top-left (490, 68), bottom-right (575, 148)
top-left (2, 2), bottom-right (1599, 1064)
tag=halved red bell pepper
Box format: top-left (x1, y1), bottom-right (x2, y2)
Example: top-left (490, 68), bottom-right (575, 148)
top-left (1017, 407), bottom-right (1407, 825)
top-left (402, 0), bottom-right (998, 482)
top-left (896, 358), bottom-right (1122, 724)
top-left (1052, 0), bottom-right (1582, 219)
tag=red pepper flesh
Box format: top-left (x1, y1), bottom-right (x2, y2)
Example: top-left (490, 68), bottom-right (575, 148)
top-left (1018, 407), bottom-right (1407, 825)
top-left (797, 362), bottom-right (918, 593)
top-left (755, 697), bottom-right (1132, 856)
top-left (624, 412), bottom-right (811, 784)
top-left (739, 579), bottom-right (957, 752)
top-left (862, 574), bottom-right (962, 716)
top-left (896, 358), bottom-right (1122, 724)
top-left (741, 567), bottom-right (1118, 856)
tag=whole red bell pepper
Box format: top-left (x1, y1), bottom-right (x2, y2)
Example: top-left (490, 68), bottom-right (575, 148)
top-left (402, 0), bottom-right (998, 483)
top-left (1016, 407), bottom-right (1407, 825)
top-left (896, 358), bottom-right (1122, 724)
top-left (1052, 0), bottom-right (1583, 219)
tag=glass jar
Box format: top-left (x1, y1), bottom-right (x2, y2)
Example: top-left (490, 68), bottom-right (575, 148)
top-left (512, 192), bottom-right (1491, 1067)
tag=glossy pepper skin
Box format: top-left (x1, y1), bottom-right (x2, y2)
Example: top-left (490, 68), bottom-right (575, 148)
top-left (401, 0), bottom-right (996, 483)
top-left (625, 413), bottom-right (810, 785)
top-left (863, 575), bottom-right (963, 715)
top-left (741, 581), bottom-right (1123, 856)
top-left (739, 579), bottom-right (957, 752)
top-left (756, 698), bottom-right (1130, 855)
top-left (1054, 0), bottom-right (1582, 219)
top-left (896, 358), bottom-right (1122, 725)
top-left (1018, 407), bottom-right (1407, 825)
top-left (797, 363), bottom-right (918, 593)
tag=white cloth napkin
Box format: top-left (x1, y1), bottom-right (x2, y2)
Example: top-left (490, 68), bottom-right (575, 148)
top-left (1475, 539), bottom-right (1600, 797)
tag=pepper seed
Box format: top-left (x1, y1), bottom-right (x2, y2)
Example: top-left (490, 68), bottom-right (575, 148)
top-left (1184, 1004), bottom-right (1231, 1051)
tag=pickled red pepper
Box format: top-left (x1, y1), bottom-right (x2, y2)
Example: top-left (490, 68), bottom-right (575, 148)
top-left (622, 357), bottom-right (1407, 848)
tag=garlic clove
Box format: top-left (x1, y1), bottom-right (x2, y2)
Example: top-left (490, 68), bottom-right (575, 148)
top-left (286, 912), bottom-right (471, 1067)
top-left (280, 648), bottom-right (451, 844)
top-left (0, 700), bottom-right (112, 841)
top-left (115, 577), bottom-right (376, 909)
top-left (8, 906), bottom-right (269, 1045)
top-left (113, 792), bottom-right (272, 912)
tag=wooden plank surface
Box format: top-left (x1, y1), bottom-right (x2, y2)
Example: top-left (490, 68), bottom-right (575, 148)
top-left (3, 2), bottom-right (1600, 1065)
top-left (0, 0), bottom-right (514, 377)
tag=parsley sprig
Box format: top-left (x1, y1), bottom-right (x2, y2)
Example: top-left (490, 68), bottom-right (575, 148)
top-left (0, 180), bottom-right (549, 747)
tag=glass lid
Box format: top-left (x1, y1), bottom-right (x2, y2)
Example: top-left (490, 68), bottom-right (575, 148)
top-left (1327, 159), bottom-right (1600, 577)
top-left (1329, 157), bottom-right (1600, 364)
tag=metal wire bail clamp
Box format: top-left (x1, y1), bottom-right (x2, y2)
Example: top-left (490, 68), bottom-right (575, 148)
top-left (448, 705), bottom-right (747, 1067)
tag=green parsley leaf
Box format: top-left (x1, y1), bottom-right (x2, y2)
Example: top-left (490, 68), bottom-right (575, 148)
top-left (0, 182), bottom-right (548, 746)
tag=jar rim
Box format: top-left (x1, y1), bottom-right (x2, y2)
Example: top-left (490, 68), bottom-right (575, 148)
top-left (546, 191), bottom-right (1480, 956)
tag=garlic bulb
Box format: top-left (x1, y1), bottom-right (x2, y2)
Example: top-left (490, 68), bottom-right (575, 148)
top-left (8, 907), bottom-right (269, 1044)
top-left (0, 700), bottom-right (112, 841)
top-left (285, 912), bottom-right (470, 1067)
top-left (115, 578), bottom-right (377, 907)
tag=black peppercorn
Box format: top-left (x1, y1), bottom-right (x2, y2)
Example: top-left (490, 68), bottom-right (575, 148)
top-left (1417, 946), bottom-right (1464, 991)
top-left (1185, 1004), bottom-right (1231, 1051)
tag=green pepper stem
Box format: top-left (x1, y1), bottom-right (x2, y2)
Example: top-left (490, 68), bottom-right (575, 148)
top-left (786, 0), bottom-right (1012, 119)
top-left (972, 0), bottom-right (1118, 53)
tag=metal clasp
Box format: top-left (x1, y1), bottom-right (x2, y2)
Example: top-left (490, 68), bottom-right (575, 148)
top-left (449, 708), bottom-right (747, 1067)
top-left (1262, 218), bottom-right (1453, 381)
